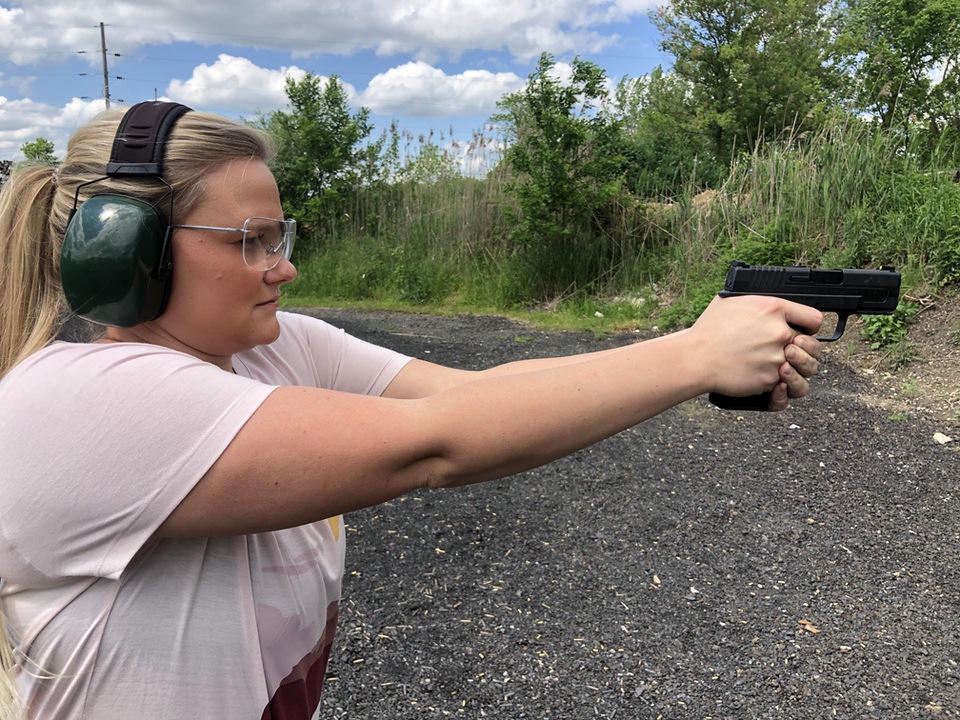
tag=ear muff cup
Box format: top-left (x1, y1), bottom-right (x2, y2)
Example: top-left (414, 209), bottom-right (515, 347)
top-left (61, 194), bottom-right (172, 328)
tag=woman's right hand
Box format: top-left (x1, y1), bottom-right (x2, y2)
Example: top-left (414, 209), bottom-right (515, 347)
top-left (687, 294), bottom-right (823, 399)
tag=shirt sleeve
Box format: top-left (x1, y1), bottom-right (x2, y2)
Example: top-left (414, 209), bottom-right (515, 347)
top-left (0, 343), bottom-right (275, 583)
top-left (236, 312), bottom-right (413, 396)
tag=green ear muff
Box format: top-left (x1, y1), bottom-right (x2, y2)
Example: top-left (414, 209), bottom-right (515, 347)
top-left (58, 101), bottom-right (191, 328)
top-left (61, 194), bottom-right (172, 328)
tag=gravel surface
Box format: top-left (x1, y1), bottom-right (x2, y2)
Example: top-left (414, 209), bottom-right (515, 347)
top-left (299, 308), bottom-right (960, 720)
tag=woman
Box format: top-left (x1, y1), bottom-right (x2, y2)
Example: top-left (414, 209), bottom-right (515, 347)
top-left (0, 104), bottom-right (822, 720)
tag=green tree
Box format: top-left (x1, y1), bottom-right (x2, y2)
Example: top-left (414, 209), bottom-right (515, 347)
top-left (609, 67), bottom-right (724, 195)
top-left (259, 73), bottom-right (375, 237)
top-left (20, 137), bottom-right (58, 166)
top-left (492, 53), bottom-right (627, 297)
top-left (652, 0), bottom-right (837, 168)
top-left (835, 0), bottom-right (960, 132)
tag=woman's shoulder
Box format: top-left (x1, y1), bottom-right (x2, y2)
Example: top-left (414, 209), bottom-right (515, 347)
top-left (0, 340), bottom-right (235, 404)
top-left (247, 311), bottom-right (411, 395)
top-left (8, 340), bottom-right (209, 378)
top-left (235, 312), bottom-right (335, 385)
top-left (0, 339), bottom-right (274, 460)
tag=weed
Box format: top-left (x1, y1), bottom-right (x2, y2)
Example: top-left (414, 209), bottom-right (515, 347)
top-left (861, 301), bottom-right (918, 350)
top-left (901, 379), bottom-right (924, 398)
top-left (883, 340), bottom-right (922, 371)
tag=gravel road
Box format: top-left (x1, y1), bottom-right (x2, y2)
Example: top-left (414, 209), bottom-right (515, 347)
top-left (299, 309), bottom-right (959, 720)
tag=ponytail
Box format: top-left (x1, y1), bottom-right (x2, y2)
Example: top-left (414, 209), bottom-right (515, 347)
top-left (0, 604), bottom-right (22, 720)
top-left (0, 163), bottom-right (65, 381)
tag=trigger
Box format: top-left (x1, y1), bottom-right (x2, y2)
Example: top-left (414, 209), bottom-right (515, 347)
top-left (816, 315), bottom-right (846, 343)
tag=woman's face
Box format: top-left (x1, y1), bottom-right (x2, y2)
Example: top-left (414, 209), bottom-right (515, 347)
top-left (149, 157), bottom-right (298, 359)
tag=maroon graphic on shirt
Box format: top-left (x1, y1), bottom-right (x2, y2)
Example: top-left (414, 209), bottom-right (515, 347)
top-left (261, 601), bottom-right (339, 720)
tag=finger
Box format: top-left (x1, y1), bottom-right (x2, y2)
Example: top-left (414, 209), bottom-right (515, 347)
top-left (767, 381), bottom-right (789, 411)
top-left (783, 302), bottom-right (825, 336)
top-left (780, 360), bottom-right (811, 399)
top-left (785, 343), bottom-right (820, 379)
top-left (791, 334), bottom-right (822, 361)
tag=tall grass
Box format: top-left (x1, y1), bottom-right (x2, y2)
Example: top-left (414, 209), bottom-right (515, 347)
top-left (716, 121), bottom-right (960, 271)
top-left (653, 120), bottom-right (960, 327)
top-left (291, 169), bottom-right (509, 306)
top-left (285, 118), bottom-right (960, 328)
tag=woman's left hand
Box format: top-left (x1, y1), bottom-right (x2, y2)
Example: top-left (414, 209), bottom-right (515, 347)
top-left (768, 334), bottom-right (822, 411)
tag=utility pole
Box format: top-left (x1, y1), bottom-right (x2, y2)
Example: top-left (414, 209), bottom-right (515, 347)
top-left (100, 22), bottom-right (110, 109)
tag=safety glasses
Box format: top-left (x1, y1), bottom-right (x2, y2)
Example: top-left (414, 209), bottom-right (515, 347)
top-left (173, 217), bottom-right (296, 271)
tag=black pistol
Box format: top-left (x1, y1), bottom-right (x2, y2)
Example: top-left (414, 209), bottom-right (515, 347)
top-left (709, 260), bottom-right (902, 411)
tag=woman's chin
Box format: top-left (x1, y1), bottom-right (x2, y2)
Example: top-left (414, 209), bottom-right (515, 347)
top-left (251, 317), bottom-right (283, 347)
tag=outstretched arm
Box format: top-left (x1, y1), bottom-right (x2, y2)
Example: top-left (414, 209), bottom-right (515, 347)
top-left (383, 298), bottom-right (822, 402)
top-left (156, 296), bottom-right (822, 538)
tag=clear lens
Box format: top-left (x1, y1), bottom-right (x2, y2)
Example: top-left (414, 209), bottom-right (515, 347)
top-left (241, 217), bottom-right (296, 270)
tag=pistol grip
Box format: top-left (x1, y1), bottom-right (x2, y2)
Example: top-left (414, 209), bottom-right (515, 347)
top-left (708, 391), bottom-right (772, 412)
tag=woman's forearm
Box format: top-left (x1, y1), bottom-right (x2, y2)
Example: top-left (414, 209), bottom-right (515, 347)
top-left (412, 330), bottom-right (705, 488)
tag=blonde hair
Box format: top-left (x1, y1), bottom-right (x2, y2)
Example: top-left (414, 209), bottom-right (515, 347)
top-left (0, 105), bottom-right (276, 719)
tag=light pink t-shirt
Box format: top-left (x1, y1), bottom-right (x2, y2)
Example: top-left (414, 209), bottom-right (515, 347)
top-left (0, 312), bottom-right (411, 719)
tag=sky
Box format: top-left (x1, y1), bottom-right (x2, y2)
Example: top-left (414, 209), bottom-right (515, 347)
top-left (0, 0), bottom-right (672, 168)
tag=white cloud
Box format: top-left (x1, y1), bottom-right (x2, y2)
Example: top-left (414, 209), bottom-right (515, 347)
top-left (0, 7), bottom-right (50, 64)
top-left (0, 0), bottom-right (655, 64)
top-left (0, 0), bottom-right (657, 158)
top-left (931, 58), bottom-right (955, 85)
top-left (0, 96), bottom-right (102, 159)
top-left (166, 54), bottom-right (320, 114)
top-left (359, 61), bottom-right (524, 116)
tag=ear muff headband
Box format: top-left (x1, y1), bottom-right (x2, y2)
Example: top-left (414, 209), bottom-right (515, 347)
top-left (108, 101), bottom-right (192, 176)
top-left (60, 101), bottom-right (192, 327)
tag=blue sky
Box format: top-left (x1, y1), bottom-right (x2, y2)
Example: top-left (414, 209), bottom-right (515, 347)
top-left (0, 0), bottom-right (671, 165)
